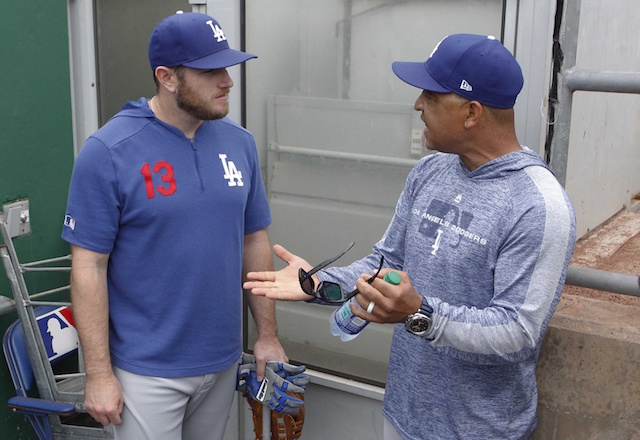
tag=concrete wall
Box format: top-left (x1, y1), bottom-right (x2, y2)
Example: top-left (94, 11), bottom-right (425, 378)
top-left (533, 294), bottom-right (640, 439)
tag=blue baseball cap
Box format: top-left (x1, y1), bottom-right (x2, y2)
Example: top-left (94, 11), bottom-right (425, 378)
top-left (392, 34), bottom-right (523, 109)
top-left (149, 11), bottom-right (257, 71)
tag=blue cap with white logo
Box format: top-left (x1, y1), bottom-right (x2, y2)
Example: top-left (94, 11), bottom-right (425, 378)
top-left (392, 34), bottom-right (523, 109)
top-left (148, 11), bottom-right (257, 71)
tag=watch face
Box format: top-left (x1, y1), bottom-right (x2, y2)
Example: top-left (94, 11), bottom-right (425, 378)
top-left (410, 317), bottom-right (429, 333)
top-left (406, 313), bottom-right (431, 335)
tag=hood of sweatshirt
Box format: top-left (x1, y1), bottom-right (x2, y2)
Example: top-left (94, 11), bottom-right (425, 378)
top-left (459, 146), bottom-right (550, 180)
top-left (118, 97), bottom-right (155, 118)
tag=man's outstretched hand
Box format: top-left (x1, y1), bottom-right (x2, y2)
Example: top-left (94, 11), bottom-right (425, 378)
top-left (243, 245), bottom-right (313, 301)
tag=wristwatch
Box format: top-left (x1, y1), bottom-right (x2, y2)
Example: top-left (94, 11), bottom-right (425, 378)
top-left (405, 298), bottom-right (433, 337)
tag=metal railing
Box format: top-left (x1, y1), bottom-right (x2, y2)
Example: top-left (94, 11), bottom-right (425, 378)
top-left (544, 0), bottom-right (640, 299)
top-left (565, 266), bottom-right (640, 297)
top-left (548, 0), bottom-right (640, 187)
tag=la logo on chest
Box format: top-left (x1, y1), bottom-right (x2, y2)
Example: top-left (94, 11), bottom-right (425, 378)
top-left (219, 154), bottom-right (243, 187)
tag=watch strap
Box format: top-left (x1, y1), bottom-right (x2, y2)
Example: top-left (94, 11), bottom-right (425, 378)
top-left (418, 297), bottom-right (433, 317)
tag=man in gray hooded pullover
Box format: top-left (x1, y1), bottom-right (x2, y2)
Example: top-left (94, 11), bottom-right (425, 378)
top-left (244, 34), bottom-right (577, 440)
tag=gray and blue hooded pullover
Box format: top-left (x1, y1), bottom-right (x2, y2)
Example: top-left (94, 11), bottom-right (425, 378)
top-left (319, 147), bottom-right (576, 440)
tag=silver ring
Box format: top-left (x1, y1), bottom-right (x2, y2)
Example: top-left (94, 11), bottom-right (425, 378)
top-left (366, 301), bottom-right (375, 314)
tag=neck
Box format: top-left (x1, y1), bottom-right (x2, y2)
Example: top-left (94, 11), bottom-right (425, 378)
top-left (459, 137), bottom-right (522, 171)
top-left (149, 95), bottom-right (202, 139)
top-left (458, 111), bottom-right (521, 170)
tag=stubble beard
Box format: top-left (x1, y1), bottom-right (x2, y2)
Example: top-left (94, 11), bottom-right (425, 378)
top-left (176, 80), bottom-right (230, 121)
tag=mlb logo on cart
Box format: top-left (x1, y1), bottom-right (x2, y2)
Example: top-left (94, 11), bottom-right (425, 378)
top-left (36, 307), bottom-right (79, 361)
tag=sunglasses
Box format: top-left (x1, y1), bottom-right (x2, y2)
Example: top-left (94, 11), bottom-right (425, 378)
top-left (298, 242), bottom-right (385, 304)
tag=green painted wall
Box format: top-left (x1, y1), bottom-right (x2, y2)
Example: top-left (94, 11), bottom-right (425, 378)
top-left (0, 1), bottom-right (75, 437)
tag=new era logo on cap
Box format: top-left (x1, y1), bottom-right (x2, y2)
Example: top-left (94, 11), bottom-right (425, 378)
top-left (392, 34), bottom-right (523, 109)
top-left (149, 11), bottom-right (256, 71)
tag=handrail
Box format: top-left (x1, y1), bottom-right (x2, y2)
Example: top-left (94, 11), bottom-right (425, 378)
top-left (270, 143), bottom-right (420, 168)
top-left (565, 69), bottom-right (640, 94)
top-left (565, 265), bottom-right (640, 297)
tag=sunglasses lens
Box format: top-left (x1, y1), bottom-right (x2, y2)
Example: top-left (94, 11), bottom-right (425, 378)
top-left (298, 268), bottom-right (314, 295)
top-left (321, 283), bottom-right (344, 301)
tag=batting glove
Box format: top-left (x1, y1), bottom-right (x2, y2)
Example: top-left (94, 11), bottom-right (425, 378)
top-left (237, 353), bottom-right (308, 414)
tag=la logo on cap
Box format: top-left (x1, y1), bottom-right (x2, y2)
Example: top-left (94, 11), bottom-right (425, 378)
top-left (206, 20), bottom-right (227, 43)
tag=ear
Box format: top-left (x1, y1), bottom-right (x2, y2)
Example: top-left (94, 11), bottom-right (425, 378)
top-left (155, 67), bottom-right (179, 94)
top-left (463, 101), bottom-right (483, 129)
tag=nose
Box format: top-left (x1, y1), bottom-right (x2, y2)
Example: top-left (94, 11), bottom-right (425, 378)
top-left (414, 93), bottom-right (424, 111)
top-left (221, 68), bottom-right (234, 89)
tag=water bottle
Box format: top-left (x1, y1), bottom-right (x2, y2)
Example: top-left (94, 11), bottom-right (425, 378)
top-left (329, 271), bottom-right (401, 342)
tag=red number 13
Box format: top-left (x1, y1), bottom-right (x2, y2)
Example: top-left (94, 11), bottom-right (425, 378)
top-left (141, 161), bottom-right (177, 199)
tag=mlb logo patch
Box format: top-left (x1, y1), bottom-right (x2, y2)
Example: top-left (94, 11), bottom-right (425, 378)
top-left (36, 307), bottom-right (79, 361)
top-left (64, 215), bottom-right (75, 231)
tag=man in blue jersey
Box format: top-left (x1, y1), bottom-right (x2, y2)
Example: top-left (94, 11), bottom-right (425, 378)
top-left (63, 12), bottom-right (291, 439)
top-left (244, 34), bottom-right (577, 439)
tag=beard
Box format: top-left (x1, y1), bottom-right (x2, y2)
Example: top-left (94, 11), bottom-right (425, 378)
top-left (175, 79), bottom-right (230, 121)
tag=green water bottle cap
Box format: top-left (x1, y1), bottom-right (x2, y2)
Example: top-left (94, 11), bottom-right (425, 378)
top-left (384, 271), bottom-right (401, 285)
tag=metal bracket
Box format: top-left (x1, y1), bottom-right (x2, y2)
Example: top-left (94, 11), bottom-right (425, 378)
top-left (2, 200), bottom-right (31, 238)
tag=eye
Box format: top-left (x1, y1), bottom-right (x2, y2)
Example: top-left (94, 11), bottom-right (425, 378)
top-left (203, 68), bottom-right (224, 76)
top-left (424, 91), bottom-right (438, 101)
